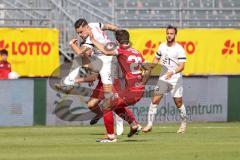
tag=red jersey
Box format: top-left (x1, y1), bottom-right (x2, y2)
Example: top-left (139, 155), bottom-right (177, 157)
top-left (116, 46), bottom-right (144, 89)
top-left (0, 60), bottom-right (11, 79)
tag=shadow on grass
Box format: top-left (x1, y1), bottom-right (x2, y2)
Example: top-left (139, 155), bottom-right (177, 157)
top-left (140, 131), bottom-right (176, 135)
top-left (89, 133), bottom-right (106, 136)
top-left (121, 139), bottom-right (150, 142)
top-left (156, 131), bottom-right (176, 134)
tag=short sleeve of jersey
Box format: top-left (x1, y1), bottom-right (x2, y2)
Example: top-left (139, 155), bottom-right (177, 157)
top-left (177, 45), bottom-right (187, 62)
top-left (89, 22), bottom-right (104, 30)
top-left (155, 44), bottom-right (162, 59)
top-left (83, 23), bottom-right (103, 49)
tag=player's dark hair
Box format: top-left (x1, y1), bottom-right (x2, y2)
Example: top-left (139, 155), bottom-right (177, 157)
top-left (166, 25), bottom-right (177, 34)
top-left (115, 30), bottom-right (130, 44)
top-left (74, 18), bottom-right (88, 29)
top-left (0, 49), bottom-right (8, 56)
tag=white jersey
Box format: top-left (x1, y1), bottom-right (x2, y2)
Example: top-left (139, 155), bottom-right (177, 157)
top-left (156, 42), bottom-right (186, 84)
top-left (83, 23), bottom-right (109, 54)
top-left (83, 23), bottom-right (116, 84)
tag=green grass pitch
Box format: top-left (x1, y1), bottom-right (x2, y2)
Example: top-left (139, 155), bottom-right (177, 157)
top-left (0, 122), bottom-right (240, 160)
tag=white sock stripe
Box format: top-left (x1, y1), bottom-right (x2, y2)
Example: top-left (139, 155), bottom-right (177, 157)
top-left (147, 103), bottom-right (158, 126)
top-left (178, 104), bottom-right (187, 119)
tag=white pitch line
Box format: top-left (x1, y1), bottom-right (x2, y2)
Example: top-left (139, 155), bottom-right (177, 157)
top-left (156, 126), bottom-right (240, 129)
top-left (198, 126), bottom-right (239, 129)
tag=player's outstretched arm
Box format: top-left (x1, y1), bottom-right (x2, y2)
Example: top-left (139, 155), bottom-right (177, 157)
top-left (141, 61), bottom-right (157, 71)
top-left (89, 36), bottom-right (116, 56)
top-left (141, 69), bottom-right (151, 85)
top-left (153, 57), bottom-right (160, 64)
top-left (141, 62), bottom-right (155, 85)
top-left (102, 23), bottom-right (119, 31)
top-left (141, 57), bottom-right (160, 84)
top-left (141, 57), bottom-right (159, 73)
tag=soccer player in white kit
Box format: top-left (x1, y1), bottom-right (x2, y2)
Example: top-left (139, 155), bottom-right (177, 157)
top-left (66, 18), bottom-right (124, 135)
top-left (142, 25), bottom-right (187, 134)
top-left (67, 19), bottom-right (116, 87)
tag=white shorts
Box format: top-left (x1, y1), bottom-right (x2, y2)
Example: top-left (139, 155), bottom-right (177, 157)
top-left (154, 78), bottom-right (183, 98)
top-left (90, 54), bottom-right (116, 85)
top-left (63, 66), bottom-right (86, 86)
top-left (63, 67), bottom-right (79, 86)
top-left (63, 53), bottom-right (116, 86)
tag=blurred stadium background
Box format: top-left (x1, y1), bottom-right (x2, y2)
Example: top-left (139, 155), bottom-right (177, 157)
top-left (1, 0), bottom-right (240, 59)
top-left (0, 0), bottom-right (240, 159)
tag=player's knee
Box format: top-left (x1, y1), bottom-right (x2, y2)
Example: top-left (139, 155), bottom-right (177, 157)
top-left (152, 98), bottom-right (160, 105)
top-left (152, 95), bottom-right (162, 105)
top-left (174, 99), bottom-right (182, 108)
top-left (103, 84), bottom-right (112, 93)
top-left (87, 101), bottom-right (96, 109)
top-left (176, 103), bottom-right (182, 108)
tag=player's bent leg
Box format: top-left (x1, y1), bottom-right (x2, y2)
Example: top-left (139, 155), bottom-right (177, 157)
top-left (113, 96), bottom-right (142, 137)
top-left (128, 123), bottom-right (142, 138)
top-left (114, 107), bottom-right (136, 125)
top-left (114, 88), bottom-right (144, 137)
top-left (152, 94), bottom-right (163, 104)
top-left (142, 95), bottom-right (163, 133)
top-left (102, 84), bottom-right (114, 109)
top-left (174, 97), bottom-right (187, 134)
top-left (114, 107), bottom-right (141, 137)
top-left (143, 80), bottom-right (171, 133)
top-left (109, 89), bottom-right (142, 138)
top-left (55, 66), bottom-right (87, 94)
top-left (103, 85), bottom-right (113, 103)
top-left (103, 84), bottom-right (112, 92)
top-left (82, 55), bottom-right (91, 67)
top-left (63, 67), bottom-right (81, 86)
top-left (87, 98), bottom-right (103, 125)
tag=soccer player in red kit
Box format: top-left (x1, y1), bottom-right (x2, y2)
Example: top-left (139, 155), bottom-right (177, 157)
top-left (90, 30), bottom-right (145, 107)
top-left (81, 76), bottom-right (139, 142)
top-left (73, 44), bottom-right (141, 142)
top-left (0, 49), bottom-right (11, 80)
top-left (89, 29), bottom-right (150, 141)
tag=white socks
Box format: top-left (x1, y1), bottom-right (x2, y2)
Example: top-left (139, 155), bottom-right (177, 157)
top-left (147, 103), bottom-right (186, 126)
top-left (115, 114), bottom-right (124, 136)
top-left (147, 103), bottom-right (158, 126)
top-left (178, 104), bottom-right (187, 121)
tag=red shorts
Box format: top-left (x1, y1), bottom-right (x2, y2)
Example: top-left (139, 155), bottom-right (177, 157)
top-left (110, 86), bottom-right (144, 109)
top-left (90, 79), bottom-right (121, 100)
top-left (91, 79), bottom-right (144, 109)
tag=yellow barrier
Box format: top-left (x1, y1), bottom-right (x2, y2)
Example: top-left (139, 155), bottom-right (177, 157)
top-left (0, 28), bottom-right (59, 77)
top-left (129, 28), bottom-right (240, 75)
